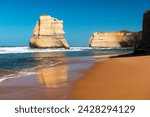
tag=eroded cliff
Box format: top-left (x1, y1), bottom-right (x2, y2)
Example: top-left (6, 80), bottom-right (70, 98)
top-left (89, 31), bottom-right (142, 48)
top-left (29, 15), bottom-right (70, 49)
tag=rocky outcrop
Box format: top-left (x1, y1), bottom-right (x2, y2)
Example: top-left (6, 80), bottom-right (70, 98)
top-left (89, 31), bottom-right (142, 48)
top-left (29, 15), bottom-right (70, 49)
top-left (138, 10), bottom-right (150, 48)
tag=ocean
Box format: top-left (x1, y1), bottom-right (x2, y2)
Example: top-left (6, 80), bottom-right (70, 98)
top-left (0, 46), bottom-right (133, 82)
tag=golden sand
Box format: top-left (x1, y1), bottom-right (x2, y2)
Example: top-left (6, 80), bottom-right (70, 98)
top-left (69, 56), bottom-right (150, 100)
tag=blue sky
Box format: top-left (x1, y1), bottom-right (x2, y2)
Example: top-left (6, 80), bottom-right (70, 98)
top-left (0, 0), bottom-right (149, 46)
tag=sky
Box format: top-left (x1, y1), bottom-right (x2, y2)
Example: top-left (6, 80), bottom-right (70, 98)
top-left (0, 0), bottom-right (149, 47)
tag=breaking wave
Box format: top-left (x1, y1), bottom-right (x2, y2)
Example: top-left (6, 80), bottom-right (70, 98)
top-left (0, 46), bottom-right (132, 54)
top-left (0, 47), bottom-right (93, 54)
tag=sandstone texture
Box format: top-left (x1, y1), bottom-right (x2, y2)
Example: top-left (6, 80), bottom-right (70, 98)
top-left (139, 10), bottom-right (150, 48)
top-left (29, 15), bottom-right (70, 49)
top-left (89, 31), bottom-right (142, 48)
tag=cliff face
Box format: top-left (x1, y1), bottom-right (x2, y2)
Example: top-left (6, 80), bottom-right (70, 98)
top-left (29, 15), bottom-right (70, 49)
top-left (139, 10), bottom-right (150, 48)
top-left (89, 31), bottom-right (142, 48)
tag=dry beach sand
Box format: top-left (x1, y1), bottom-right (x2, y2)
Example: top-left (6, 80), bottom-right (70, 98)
top-left (69, 55), bottom-right (150, 100)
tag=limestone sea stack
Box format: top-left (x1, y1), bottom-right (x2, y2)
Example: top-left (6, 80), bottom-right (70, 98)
top-left (29, 15), bottom-right (70, 49)
top-left (89, 31), bottom-right (142, 48)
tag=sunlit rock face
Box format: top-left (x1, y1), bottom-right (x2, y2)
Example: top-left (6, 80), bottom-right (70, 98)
top-left (89, 31), bottom-right (142, 48)
top-left (29, 15), bottom-right (70, 49)
top-left (139, 10), bottom-right (150, 48)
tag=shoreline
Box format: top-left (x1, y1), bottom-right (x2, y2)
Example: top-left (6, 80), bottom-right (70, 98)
top-left (0, 53), bottom-right (136, 100)
top-left (0, 56), bottom-right (98, 99)
top-left (0, 54), bottom-right (118, 83)
top-left (68, 55), bottom-right (150, 100)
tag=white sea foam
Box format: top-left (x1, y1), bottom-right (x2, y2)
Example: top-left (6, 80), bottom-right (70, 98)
top-left (0, 61), bottom-right (62, 83)
top-left (0, 47), bottom-right (93, 54)
top-left (0, 71), bottom-right (36, 83)
top-left (0, 46), bottom-right (132, 54)
top-left (0, 78), bottom-right (7, 83)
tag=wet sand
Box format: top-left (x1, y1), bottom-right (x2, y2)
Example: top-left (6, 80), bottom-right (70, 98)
top-left (0, 63), bottom-right (76, 100)
top-left (0, 70), bottom-right (15, 77)
top-left (0, 56), bottom-right (95, 100)
top-left (0, 74), bottom-right (72, 100)
top-left (69, 55), bottom-right (150, 100)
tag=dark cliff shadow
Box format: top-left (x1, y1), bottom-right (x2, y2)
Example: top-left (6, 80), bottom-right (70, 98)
top-left (111, 49), bottom-right (150, 58)
top-left (119, 31), bottom-right (142, 48)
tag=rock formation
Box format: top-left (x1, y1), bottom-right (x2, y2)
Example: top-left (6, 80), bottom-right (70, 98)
top-left (29, 15), bottom-right (70, 49)
top-left (138, 10), bottom-right (150, 48)
top-left (89, 31), bottom-right (142, 48)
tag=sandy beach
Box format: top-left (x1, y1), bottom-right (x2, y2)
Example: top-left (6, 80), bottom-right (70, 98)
top-left (69, 55), bottom-right (150, 100)
top-left (0, 54), bottom-right (150, 100)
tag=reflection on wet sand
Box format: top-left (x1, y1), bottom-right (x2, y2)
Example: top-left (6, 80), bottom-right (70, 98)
top-left (33, 52), bottom-right (69, 88)
top-left (37, 64), bottom-right (68, 88)
top-left (0, 52), bottom-right (96, 99)
top-left (33, 52), bottom-right (64, 58)
top-left (33, 52), bottom-right (66, 65)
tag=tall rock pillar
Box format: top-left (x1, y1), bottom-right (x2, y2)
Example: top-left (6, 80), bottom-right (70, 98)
top-left (29, 15), bottom-right (70, 49)
top-left (140, 10), bottom-right (150, 48)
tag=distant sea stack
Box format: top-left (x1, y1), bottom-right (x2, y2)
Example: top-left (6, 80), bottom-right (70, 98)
top-left (89, 31), bottom-right (142, 48)
top-left (29, 15), bottom-right (70, 49)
